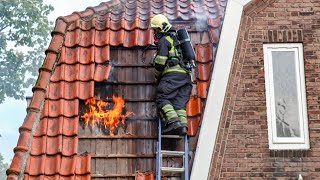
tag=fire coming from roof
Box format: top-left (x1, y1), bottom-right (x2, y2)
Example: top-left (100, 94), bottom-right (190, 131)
top-left (81, 96), bottom-right (134, 136)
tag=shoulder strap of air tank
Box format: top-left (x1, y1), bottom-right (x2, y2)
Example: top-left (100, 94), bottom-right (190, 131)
top-left (166, 31), bottom-right (180, 47)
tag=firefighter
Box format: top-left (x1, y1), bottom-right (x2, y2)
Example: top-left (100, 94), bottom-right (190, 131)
top-left (149, 14), bottom-right (192, 135)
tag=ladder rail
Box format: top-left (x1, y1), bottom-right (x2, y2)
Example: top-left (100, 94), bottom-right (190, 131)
top-left (184, 134), bottom-right (189, 180)
top-left (156, 118), bottom-right (162, 180)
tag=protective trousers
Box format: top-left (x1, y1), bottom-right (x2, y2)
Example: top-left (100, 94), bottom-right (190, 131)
top-left (156, 72), bottom-right (192, 127)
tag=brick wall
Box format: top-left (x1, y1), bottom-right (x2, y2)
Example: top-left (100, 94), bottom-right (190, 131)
top-left (209, 0), bottom-right (320, 179)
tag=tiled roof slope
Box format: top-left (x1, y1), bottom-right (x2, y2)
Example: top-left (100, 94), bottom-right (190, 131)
top-left (6, 0), bottom-right (226, 179)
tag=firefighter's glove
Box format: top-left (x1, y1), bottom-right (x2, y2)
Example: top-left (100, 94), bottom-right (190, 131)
top-left (154, 70), bottom-right (161, 84)
top-left (155, 70), bottom-right (161, 79)
top-left (150, 54), bottom-right (157, 66)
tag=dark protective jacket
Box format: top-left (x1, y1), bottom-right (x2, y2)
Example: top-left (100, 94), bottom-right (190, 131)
top-left (153, 30), bottom-right (188, 77)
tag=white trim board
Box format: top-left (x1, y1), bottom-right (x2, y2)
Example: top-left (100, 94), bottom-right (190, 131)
top-left (190, 0), bottom-right (253, 179)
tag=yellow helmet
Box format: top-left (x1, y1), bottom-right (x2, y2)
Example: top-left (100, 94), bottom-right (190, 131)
top-left (149, 14), bottom-right (172, 32)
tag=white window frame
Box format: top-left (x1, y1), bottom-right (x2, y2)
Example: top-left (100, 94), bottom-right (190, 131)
top-left (263, 43), bottom-right (309, 150)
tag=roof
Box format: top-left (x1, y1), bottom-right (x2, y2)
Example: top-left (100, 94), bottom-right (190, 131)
top-left (6, 0), bottom-right (226, 179)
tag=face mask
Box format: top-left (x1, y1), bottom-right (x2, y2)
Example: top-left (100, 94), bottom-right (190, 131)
top-left (153, 34), bottom-right (159, 45)
top-left (153, 28), bottom-right (163, 42)
top-left (155, 31), bottom-right (163, 39)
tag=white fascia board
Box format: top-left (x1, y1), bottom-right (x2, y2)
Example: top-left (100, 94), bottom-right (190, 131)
top-left (190, 0), bottom-right (253, 179)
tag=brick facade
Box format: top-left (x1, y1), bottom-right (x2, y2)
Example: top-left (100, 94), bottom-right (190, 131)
top-left (209, 0), bottom-right (320, 179)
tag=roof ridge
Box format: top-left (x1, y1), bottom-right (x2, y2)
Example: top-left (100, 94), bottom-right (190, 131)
top-left (56, 0), bottom-right (123, 24)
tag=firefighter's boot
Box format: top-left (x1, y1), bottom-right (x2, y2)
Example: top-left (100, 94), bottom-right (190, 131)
top-left (162, 117), bottom-right (184, 135)
top-left (177, 110), bottom-right (188, 135)
top-left (179, 125), bottom-right (188, 136)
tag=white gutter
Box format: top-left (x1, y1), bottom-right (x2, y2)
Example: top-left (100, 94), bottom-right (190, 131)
top-left (190, 0), bottom-right (252, 179)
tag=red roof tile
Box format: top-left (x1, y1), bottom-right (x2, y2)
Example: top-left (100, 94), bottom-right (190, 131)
top-left (60, 156), bottom-right (76, 176)
top-left (28, 91), bottom-right (46, 111)
top-left (15, 131), bottom-right (32, 152)
top-left (24, 155), bottom-right (46, 176)
top-left (47, 117), bottom-right (63, 136)
top-left (94, 64), bottom-right (112, 82)
top-left (186, 96), bottom-right (202, 116)
top-left (41, 53), bottom-right (58, 72)
top-left (33, 119), bottom-right (47, 137)
top-left (44, 155), bottom-right (61, 175)
top-left (198, 81), bottom-right (209, 98)
top-left (94, 46), bottom-right (110, 63)
top-left (7, 151), bottom-right (25, 175)
top-left (46, 136), bottom-right (62, 155)
top-left (47, 34), bottom-right (64, 53)
top-left (198, 62), bottom-right (212, 81)
top-left (95, 31), bottom-right (110, 46)
top-left (7, 0), bottom-right (225, 179)
top-left (62, 117), bottom-right (79, 136)
top-left (74, 175), bottom-right (91, 180)
top-left (30, 136), bottom-right (47, 155)
top-left (62, 136), bottom-right (78, 156)
top-left (34, 70), bottom-right (52, 92)
top-left (196, 43), bottom-right (214, 63)
top-left (135, 171), bottom-right (155, 180)
top-left (75, 154), bottom-right (91, 175)
top-left (188, 116), bottom-right (201, 136)
top-left (20, 111), bottom-right (38, 132)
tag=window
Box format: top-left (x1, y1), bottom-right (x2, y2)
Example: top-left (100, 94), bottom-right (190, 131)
top-left (263, 43), bottom-right (309, 150)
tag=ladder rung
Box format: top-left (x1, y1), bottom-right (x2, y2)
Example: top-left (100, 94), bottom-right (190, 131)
top-left (161, 167), bottom-right (185, 172)
top-left (161, 135), bottom-right (184, 139)
top-left (161, 150), bottom-right (184, 156)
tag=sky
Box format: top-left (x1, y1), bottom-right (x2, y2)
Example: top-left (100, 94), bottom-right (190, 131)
top-left (0, 0), bottom-right (104, 164)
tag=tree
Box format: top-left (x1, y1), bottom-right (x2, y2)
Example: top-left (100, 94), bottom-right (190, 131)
top-left (0, 153), bottom-right (9, 179)
top-left (0, 0), bottom-right (54, 103)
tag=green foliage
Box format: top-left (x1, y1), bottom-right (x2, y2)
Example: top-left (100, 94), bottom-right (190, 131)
top-left (0, 0), bottom-right (54, 103)
top-left (0, 153), bottom-right (9, 179)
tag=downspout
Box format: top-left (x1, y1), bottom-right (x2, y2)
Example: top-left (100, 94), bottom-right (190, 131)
top-left (190, 0), bottom-right (252, 179)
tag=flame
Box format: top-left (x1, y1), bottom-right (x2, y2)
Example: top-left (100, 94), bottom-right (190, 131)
top-left (81, 96), bottom-right (134, 136)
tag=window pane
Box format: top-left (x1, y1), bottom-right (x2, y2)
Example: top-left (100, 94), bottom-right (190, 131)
top-left (271, 51), bottom-right (301, 138)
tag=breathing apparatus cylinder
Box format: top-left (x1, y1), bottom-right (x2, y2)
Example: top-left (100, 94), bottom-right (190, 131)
top-left (177, 28), bottom-right (196, 61)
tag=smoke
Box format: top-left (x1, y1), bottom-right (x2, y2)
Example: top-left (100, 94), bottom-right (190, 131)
top-left (106, 63), bottom-right (115, 82)
top-left (195, 1), bottom-right (209, 32)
